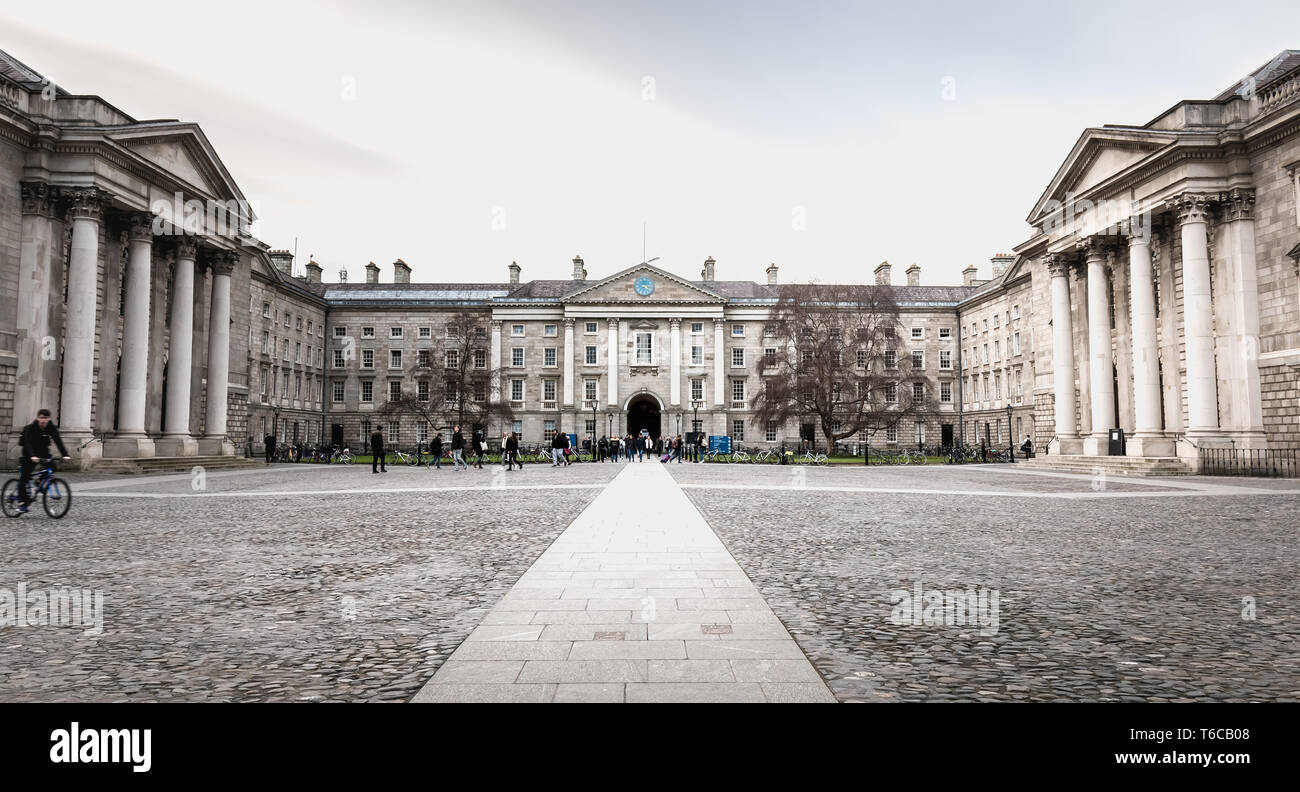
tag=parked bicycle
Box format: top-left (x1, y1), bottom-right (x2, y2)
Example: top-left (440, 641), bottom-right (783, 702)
top-left (330, 446), bottom-right (354, 464)
top-left (2, 458), bottom-right (71, 519)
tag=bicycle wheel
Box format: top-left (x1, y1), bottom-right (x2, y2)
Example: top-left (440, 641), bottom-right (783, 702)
top-left (405, 453), bottom-right (419, 467)
top-left (42, 478), bottom-right (71, 519)
top-left (815, 453), bottom-right (828, 466)
top-left (2, 479), bottom-right (23, 517)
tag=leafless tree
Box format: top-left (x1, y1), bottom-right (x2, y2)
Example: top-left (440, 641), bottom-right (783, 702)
top-left (751, 283), bottom-right (937, 450)
top-left (377, 309), bottom-right (513, 447)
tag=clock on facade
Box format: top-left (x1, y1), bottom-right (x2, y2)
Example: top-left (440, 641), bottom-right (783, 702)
top-left (634, 276), bottom-right (655, 296)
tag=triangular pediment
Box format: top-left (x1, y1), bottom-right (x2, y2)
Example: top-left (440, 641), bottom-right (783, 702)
top-left (564, 263), bottom-right (726, 304)
top-left (109, 123), bottom-right (249, 205)
top-left (1028, 129), bottom-right (1174, 224)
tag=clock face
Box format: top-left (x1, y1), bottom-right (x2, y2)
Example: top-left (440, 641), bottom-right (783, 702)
top-left (634, 276), bottom-right (655, 296)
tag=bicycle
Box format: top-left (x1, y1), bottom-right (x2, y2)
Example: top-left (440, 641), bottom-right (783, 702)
top-left (729, 448), bottom-right (751, 463)
top-left (797, 450), bottom-right (828, 466)
top-left (330, 446), bottom-right (354, 464)
top-left (754, 448), bottom-right (780, 464)
top-left (3, 458), bottom-right (72, 519)
top-left (390, 448), bottom-right (421, 467)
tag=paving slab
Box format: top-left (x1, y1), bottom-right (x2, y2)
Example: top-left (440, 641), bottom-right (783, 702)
top-left (414, 462), bottom-right (833, 703)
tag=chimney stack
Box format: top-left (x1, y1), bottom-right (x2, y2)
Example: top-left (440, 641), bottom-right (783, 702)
top-left (990, 253), bottom-right (1014, 278)
top-left (339, 268), bottom-right (348, 284)
top-left (268, 249), bottom-right (293, 275)
top-left (365, 261), bottom-right (380, 284)
top-left (766, 263), bottom-right (778, 285)
top-left (305, 259), bottom-right (323, 284)
top-left (874, 261), bottom-right (892, 285)
top-left (701, 256), bottom-right (716, 281)
top-left (905, 263), bottom-right (921, 286)
top-left (962, 264), bottom-right (979, 287)
top-left (508, 261), bottom-right (521, 284)
top-left (393, 258), bottom-right (411, 284)
top-left (572, 255), bottom-right (586, 281)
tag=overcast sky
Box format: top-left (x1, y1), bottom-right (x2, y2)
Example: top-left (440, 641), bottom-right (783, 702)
top-left (3, 0), bottom-right (1297, 286)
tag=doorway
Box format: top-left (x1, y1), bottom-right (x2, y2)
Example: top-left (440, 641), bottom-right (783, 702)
top-left (626, 395), bottom-right (661, 439)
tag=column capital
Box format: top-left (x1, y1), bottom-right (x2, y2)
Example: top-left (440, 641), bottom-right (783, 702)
top-left (1168, 192), bottom-right (1213, 224)
top-left (1044, 253), bottom-right (1072, 278)
top-left (1126, 229), bottom-right (1154, 248)
top-left (211, 250), bottom-right (238, 277)
top-left (563, 317), bottom-right (576, 327)
top-left (127, 213), bottom-right (155, 244)
top-left (490, 319), bottom-right (502, 331)
top-left (1075, 235), bottom-right (1113, 261)
top-left (712, 317), bottom-right (726, 326)
top-left (174, 236), bottom-right (201, 261)
top-left (65, 187), bottom-right (107, 222)
top-left (20, 180), bottom-right (56, 217)
top-left (1218, 187), bottom-right (1256, 222)
top-left (669, 317), bottom-right (682, 328)
top-left (607, 317), bottom-right (619, 327)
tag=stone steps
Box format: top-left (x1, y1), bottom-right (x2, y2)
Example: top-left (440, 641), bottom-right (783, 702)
top-left (1021, 455), bottom-right (1192, 477)
top-left (89, 456), bottom-right (267, 475)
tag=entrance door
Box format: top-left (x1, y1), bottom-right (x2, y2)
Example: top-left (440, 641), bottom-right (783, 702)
top-left (626, 395), bottom-right (661, 439)
top-left (331, 424), bottom-right (344, 446)
top-left (941, 424), bottom-right (953, 449)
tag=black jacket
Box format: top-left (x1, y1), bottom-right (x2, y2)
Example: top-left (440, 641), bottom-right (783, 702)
top-left (551, 433), bottom-right (565, 449)
top-left (370, 431), bottom-right (385, 453)
top-left (451, 431), bottom-right (464, 450)
top-left (21, 420), bottom-right (69, 459)
top-left (431, 436), bottom-right (443, 454)
top-left (472, 434), bottom-right (484, 454)
top-left (506, 436), bottom-right (518, 452)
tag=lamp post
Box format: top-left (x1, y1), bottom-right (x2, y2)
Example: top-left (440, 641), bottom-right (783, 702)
top-left (690, 398), bottom-right (702, 462)
top-left (591, 399), bottom-right (599, 461)
top-left (1006, 403), bottom-right (1015, 464)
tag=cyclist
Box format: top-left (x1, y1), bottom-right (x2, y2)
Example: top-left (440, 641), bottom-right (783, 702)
top-left (19, 408), bottom-right (70, 514)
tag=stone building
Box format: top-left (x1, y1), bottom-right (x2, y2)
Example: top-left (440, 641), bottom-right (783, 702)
top-left (1010, 49), bottom-right (1300, 462)
top-left (5, 45), bottom-right (1299, 471)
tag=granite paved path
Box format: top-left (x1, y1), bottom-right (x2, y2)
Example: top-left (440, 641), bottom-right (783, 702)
top-left (412, 461), bottom-right (835, 703)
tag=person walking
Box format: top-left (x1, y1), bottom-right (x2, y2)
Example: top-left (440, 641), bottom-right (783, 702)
top-left (429, 432), bottom-right (443, 469)
top-left (979, 436), bottom-right (988, 463)
top-left (502, 431), bottom-right (512, 469)
top-left (264, 432), bottom-right (276, 464)
top-left (625, 433), bottom-right (634, 461)
top-left (597, 435), bottom-right (608, 463)
top-left (674, 434), bottom-right (683, 463)
top-left (1020, 435), bottom-right (1033, 460)
top-left (371, 428), bottom-right (387, 473)
top-left (471, 430), bottom-right (485, 469)
top-left (561, 432), bottom-right (572, 466)
top-left (505, 431), bottom-right (521, 471)
top-left (451, 425), bottom-right (468, 471)
top-left (17, 408), bottom-right (71, 513)
top-left (551, 429), bottom-right (565, 467)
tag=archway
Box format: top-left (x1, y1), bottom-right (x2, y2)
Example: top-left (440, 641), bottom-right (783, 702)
top-left (626, 394), bottom-right (662, 440)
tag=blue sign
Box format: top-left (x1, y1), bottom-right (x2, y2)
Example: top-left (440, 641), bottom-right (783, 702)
top-left (708, 435), bottom-right (732, 454)
top-left (634, 276), bottom-right (655, 296)
top-left (566, 433), bottom-right (578, 450)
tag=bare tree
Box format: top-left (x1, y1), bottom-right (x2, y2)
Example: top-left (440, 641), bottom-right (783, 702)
top-left (751, 283), bottom-right (937, 450)
top-left (377, 309), bottom-right (514, 447)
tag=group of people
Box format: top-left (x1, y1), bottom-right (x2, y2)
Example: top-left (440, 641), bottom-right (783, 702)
top-left (369, 424), bottom-right (479, 473)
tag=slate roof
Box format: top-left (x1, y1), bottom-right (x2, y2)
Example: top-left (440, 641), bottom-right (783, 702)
top-left (0, 49), bottom-right (69, 96)
top-left (1212, 50), bottom-right (1300, 101)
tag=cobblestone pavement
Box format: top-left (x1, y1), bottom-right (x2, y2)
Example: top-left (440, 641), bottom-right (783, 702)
top-left (1, 463), bottom-right (619, 702)
top-left (671, 463), bottom-right (1300, 702)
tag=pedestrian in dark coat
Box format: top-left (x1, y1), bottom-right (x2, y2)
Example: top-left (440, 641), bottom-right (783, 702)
top-left (371, 429), bottom-right (386, 473)
top-left (429, 433), bottom-right (443, 469)
top-left (264, 433), bottom-right (276, 463)
top-left (471, 431), bottom-right (485, 469)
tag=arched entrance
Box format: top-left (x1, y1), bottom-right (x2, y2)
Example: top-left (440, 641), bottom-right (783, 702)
top-left (626, 394), bottom-right (662, 439)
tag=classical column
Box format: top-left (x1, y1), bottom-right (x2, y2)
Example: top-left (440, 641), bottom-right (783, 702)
top-left (1215, 188), bottom-right (1267, 448)
top-left (106, 214), bottom-right (156, 458)
top-left (1079, 237), bottom-right (1115, 455)
top-left (713, 318), bottom-right (725, 406)
top-left (1047, 254), bottom-right (1082, 454)
top-left (1125, 230), bottom-right (1172, 456)
top-left (201, 250), bottom-right (236, 455)
top-left (59, 188), bottom-right (105, 445)
top-left (562, 317), bottom-right (575, 407)
top-left (607, 318), bottom-right (619, 407)
top-left (13, 182), bottom-right (59, 437)
top-left (669, 318), bottom-right (682, 407)
top-left (1172, 193), bottom-right (1221, 440)
top-left (489, 320), bottom-right (502, 402)
top-left (159, 237), bottom-right (200, 456)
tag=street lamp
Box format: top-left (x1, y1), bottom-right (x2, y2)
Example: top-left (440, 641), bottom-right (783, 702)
top-left (690, 398), bottom-right (702, 462)
top-left (1006, 403), bottom-right (1015, 464)
top-left (591, 399), bottom-right (599, 461)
